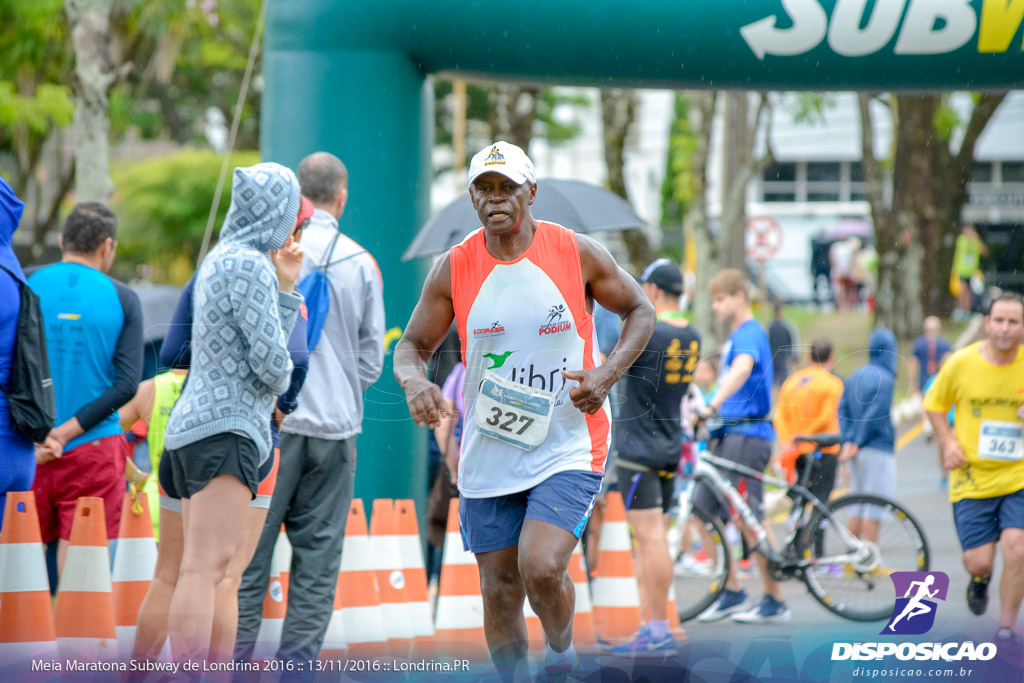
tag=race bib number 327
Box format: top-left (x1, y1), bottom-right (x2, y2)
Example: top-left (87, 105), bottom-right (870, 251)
top-left (474, 371), bottom-right (555, 451)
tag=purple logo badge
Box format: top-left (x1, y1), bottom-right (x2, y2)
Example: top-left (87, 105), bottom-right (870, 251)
top-left (883, 571), bottom-right (949, 635)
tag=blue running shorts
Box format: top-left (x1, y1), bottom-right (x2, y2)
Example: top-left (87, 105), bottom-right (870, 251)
top-left (458, 471), bottom-right (603, 554)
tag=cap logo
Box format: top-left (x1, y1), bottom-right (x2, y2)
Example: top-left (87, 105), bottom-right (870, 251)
top-left (484, 146), bottom-right (506, 166)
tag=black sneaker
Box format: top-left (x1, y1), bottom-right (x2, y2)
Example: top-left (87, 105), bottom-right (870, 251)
top-left (966, 575), bottom-right (990, 616)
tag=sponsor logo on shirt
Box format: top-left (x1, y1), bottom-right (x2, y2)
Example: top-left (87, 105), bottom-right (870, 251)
top-left (539, 304), bottom-right (571, 336)
top-left (473, 321), bottom-right (505, 338)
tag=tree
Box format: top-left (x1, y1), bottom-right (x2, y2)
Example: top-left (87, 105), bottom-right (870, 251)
top-left (600, 88), bottom-right (657, 271)
top-left (664, 92), bottom-right (773, 347)
top-left (111, 148), bottom-right (259, 283)
top-left (0, 0), bottom-right (76, 250)
top-left (66, 0), bottom-right (117, 203)
top-left (858, 93), bottom-right (1006, 338)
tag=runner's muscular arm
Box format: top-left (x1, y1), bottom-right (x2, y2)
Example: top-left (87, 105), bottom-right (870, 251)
top-left (394, 254), bottom-right (457, 429)
top-left (561, 235), bottom-right (655, 415)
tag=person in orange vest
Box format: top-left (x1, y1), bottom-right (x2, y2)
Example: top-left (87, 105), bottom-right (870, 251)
top-left (773, 338), bottom-right (844, 504)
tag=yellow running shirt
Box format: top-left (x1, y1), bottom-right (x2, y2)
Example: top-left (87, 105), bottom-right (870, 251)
top-left (924, 342), bottom-right (1024, 502)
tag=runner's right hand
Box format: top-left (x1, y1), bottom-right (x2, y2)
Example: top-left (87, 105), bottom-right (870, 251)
top-left (939, 437), bottom-right (967, 471)
top-left (403, 378), bottom-right (453, 429)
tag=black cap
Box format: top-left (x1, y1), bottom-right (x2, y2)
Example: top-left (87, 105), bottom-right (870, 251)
top-left (640, 258), bottom-right (683, 296)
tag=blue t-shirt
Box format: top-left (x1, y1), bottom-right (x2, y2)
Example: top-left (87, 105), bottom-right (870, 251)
top-left (718, 318), bottom-right (775, 440)
top-left (912, 335), bottom-right (952, 390)
top-left (28, 263), bottom-right (143, 451)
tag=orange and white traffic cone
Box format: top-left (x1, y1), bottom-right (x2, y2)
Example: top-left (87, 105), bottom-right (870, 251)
top-left (523, 600), bottom-right (545, 652)
top-left (335, 499), bottom-right (387, 657)
top-left (590, 492), bottom-right (641, 644)
top-left (0, 492), bottom-right (56, 662)
top-left (394, 499), bottom-right (434, 652)
top-left (569, 541), bottom-right (597, 651)
top-left (319, 576), bottom-right (347, 661)
top-left (433, 498), bottom-right (486, 659)
top-left (273, 524), bottom-right (292, 604)
top-left (666, 583), bottom-right (686, 639)
top-left (369, 499), bottom-right (413, 657)
top-left (55, 497), bottom-right (118, 660)
top-left (111, 490), bottom-right (157, 655)
top-left (253, 548), bottom-right (288, 661)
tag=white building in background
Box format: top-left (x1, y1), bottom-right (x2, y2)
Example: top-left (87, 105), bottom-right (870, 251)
top-left (431, 90), bottom-right (1024, 299)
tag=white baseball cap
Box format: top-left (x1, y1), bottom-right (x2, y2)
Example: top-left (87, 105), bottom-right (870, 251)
top-left (467, 141), bottom-right (536, 188)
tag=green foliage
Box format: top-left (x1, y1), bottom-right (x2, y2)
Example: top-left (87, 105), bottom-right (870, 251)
top-left (660, 93), bottom-right (696, 228)
top-left (111, 149), bottom-right (260, 284)
top-left (932, 99), bottom-right (961, 143)
top-left (0, 82), bottom-right (74, 135)
top-left (535, 89), bottom-right (590, 144)
top-left (792, 92), bottom-right (836, 125)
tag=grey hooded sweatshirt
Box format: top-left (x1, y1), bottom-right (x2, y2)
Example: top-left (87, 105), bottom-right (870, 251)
top-left (164, 163), bottom-right (304, 463)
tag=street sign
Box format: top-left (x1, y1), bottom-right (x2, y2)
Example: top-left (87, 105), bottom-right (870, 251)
top-left (746, 216), bottom-right (783, 262)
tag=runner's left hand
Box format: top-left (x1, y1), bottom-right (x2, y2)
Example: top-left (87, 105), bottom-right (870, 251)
top-left (561, 367), bottom-right (614, 415)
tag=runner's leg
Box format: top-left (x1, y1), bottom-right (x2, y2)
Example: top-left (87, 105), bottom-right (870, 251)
top-left (475, 545), bottom-right (527, 682)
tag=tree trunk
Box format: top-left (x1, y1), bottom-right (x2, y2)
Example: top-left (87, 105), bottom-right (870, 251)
top-left (488, 84), bottom-right (538, 150)
top-left (600, 88), bottom-right (655, 271)
top-left (66, 0), bottom-right (116, 204)
top-left (689, 92), bottom-right (720, 349)
top-left (860, 93), bottom-right (1006, 334)
top-left (720, 93), bottom-right (750, 271)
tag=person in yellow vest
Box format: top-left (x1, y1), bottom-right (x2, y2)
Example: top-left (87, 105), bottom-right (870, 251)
top-left (952, 224), bottom-right (988, 321)
top-left (119, 369), bottom-right (188, 541)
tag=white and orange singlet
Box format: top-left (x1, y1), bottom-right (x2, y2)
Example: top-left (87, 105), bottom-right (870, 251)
top-left (450, 221), bottom-right (610, 498)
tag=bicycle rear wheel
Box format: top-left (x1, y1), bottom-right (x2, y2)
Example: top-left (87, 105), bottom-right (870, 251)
top-left (800, 494), bottom-right (930, 621)
top-left (672, 503), bottom-right (731, 622)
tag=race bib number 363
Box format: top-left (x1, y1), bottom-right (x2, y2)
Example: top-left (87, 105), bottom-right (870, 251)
top-left (474, 371), bottom-right (555, 451)
top-left (977, 421), bottom-right (1024, 462)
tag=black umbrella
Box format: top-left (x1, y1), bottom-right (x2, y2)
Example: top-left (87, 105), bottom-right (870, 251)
top-left (131, 283), bottom-right (184, 345)
top-left (401, 178), bottom-right (647, 261)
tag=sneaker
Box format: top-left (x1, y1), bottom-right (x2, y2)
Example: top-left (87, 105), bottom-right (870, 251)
top-left (611, 631), bottom-right (678, 657)
top-left (731, 595), bottom-right (792, 624)
top-left (995, 627), bottom-right (1016, 643)
top-left (697, 589), bottom-right (749, 623)
top-left (543, 655), bottom-right (582, 683)
top-left (967, 575), bottom-right (989, 616)
top-left (675, 554), bottom-right (713, 576)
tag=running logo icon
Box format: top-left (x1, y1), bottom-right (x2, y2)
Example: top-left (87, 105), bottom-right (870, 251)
top-left (883, 571), bottom-right (949, 635)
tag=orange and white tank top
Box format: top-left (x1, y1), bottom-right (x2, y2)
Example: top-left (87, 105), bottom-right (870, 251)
top-left (450, 221), bottom-right (610, 498)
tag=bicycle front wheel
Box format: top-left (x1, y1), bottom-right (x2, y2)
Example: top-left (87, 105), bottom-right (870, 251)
top-left (672, 503), bottom-right (732, 622)
top-left (801, 494), bottom-right (930, 622)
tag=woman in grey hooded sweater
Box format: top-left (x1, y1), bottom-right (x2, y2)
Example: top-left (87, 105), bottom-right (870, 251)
top-left (162, 162), bottom-right (305, 664)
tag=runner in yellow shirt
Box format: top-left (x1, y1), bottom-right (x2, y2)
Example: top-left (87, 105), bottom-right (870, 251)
top-left (924, 292), bottom-right (1024, 643)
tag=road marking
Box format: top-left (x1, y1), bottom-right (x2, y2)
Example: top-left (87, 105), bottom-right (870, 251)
top-left (897, 422), bottom-right (924, 452)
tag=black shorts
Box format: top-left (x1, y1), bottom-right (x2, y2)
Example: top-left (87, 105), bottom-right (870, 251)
top-left (789, 451), bottom-right (838, 506)
top-left (693, 433), bottom-right (772, 521)
top-left (618, 462), bottom-right (675, 513)
top-left (166, 432), bottom-right (260, 500)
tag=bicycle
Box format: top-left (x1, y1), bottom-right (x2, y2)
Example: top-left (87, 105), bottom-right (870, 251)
top-left (670, 433), bottom-right (930, 622)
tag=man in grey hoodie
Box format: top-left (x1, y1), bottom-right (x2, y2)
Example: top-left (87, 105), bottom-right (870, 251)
top-left (163, 162), bottom-right (305, 663)
top-left (838, 328), bottom-right (898, 545)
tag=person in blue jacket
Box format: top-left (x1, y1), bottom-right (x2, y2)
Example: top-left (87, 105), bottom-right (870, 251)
top-left (0, 176), bottom-right (35, 530)
top-left (838, 328), bottom-right (898, 546)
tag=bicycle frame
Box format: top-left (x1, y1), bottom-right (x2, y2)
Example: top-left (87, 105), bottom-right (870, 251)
top-left (677, 450), bottom-right (872, 571)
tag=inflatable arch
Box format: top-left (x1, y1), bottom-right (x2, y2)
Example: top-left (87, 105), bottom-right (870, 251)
top-left (263, 0), bottom-right (1024, 503)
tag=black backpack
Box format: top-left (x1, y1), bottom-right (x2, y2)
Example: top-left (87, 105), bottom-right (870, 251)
top-left (0, 265), bottom-right (55, 442)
